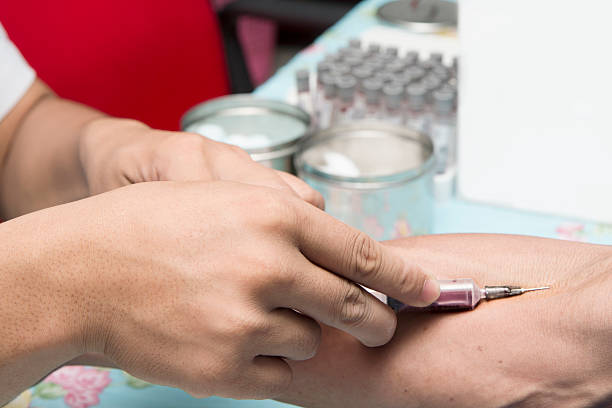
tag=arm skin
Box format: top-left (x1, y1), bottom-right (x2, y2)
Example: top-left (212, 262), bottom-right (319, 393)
top-left (0, 79), bottom-right (323, 219)
top-left (0, 80), bottom-right (95, 217)
top-left (278, 234), bottom-right (612, 408)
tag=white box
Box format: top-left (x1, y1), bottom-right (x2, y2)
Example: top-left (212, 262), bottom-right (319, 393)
top-left (458, 0), bottom-right (612, 223)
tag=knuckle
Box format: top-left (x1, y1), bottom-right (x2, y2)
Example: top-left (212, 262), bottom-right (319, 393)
top-left (228, 144), bottom-right (251, 159)
top-left (336, 283), bottom-right (372, 328)
top-left (268, 265), bottom-right (298, 291)
top-left (305, 189), bottom-right (325, 208)
top-left (233, 312), bottom-right (271, 341)
top-left (346, 232), bottom-right (383, 282)
top-left (297, 324), bottom-right (322, 359)
top-left (396, 264), bottom-right (426, 300)
top-left (253, 192), bottom-right (295, 231)
top-left (174, 133), bottom-right (208, 152)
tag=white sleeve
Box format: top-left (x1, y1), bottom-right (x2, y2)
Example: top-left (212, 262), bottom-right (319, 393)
top-left (0, 22), bottom-right (36, 120)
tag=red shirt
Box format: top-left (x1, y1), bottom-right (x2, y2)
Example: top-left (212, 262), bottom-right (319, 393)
top-left (0, 0), bottom-right (229, 130)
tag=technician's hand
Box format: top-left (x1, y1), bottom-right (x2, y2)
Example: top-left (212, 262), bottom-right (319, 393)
top-left (79, 117), bottom-right (324, 209)
top-left (57, 181), bottom-right (438, 399)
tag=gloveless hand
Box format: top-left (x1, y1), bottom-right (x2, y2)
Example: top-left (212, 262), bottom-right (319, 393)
top-left (44, 181), bottom-right (439, 399)
top-left (78, 117), bottom-right (323, 208)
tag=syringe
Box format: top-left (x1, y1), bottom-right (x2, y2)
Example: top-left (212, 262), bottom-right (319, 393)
top-left (388, 278), bottom-right (550, 312)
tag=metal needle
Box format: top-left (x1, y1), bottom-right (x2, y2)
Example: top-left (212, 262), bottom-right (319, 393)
top-left (519, 286), bottom-right (550, 293)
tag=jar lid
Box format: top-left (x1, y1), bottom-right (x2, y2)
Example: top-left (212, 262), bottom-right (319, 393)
top-left (296, 121), bottom-right (435, 189)
top-left (181, 95), bottom-right (310, 160)
top-left (377, 0), bottom-right (457, 33)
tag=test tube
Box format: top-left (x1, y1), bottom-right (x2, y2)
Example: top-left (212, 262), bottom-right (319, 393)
top-left (384, 46), bottom-right (399, 58)
top-left (318, 73), bottom-right (338, 129)
top-left (431, 87), bottom-right (457, 200)
top-left (422, 74), bottom-right (443, 104)
top-left (352, 66), bottom-right (374, 118)
top-left (382, 82), bottom-right (405, 125)
top-left (431, 87), bottom-right (457, 174)
top-left (315, 62), bottom-right (333, 125)
top-left (331, 75), bottom-right (357, 125)
top-left (295, 69), bottom-right (313, 115)
top-left (348, 38), bottom-right (362, 49)
top-left (404, 51), bottom-right (419, 65)
top-left (430, 52), bottom-right (444, 65)
top-left (366, 43), bottom-right (381, 56)
top-left (316, 61), bottom-right (332, 78)
top-left (406, 83), bottom-right (428, 133)
top-left (362, 77), bottom-right (384, 120)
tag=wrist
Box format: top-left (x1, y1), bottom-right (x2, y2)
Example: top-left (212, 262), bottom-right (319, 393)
top-left (527, 247), bottom-right (612, 405)
top-left (0, 207), bottom-right (88, 400)
top-left (78, 117), bottom-right (151, 194)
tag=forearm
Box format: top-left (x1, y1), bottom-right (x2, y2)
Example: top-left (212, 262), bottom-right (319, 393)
top-left (0, 79), bottom-right (104, 218)
top-left (279, 234), bottom-right (612, 408)
top-left (0, 208), bottom-right (85, 405)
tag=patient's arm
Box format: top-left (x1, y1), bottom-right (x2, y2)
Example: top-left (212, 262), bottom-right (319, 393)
top-left (279, 234), bottom-right (612, 408)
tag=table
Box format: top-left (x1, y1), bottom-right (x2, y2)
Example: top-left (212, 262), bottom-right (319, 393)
top-left (12, 1), bottom-right (612, 407)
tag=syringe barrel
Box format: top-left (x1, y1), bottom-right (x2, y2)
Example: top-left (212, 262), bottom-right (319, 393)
top-left (388, 278), bottom-right (484, 312)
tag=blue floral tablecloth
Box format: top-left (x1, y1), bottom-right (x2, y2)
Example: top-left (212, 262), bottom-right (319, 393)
top-left (12, 0), bottom-right (612, 407)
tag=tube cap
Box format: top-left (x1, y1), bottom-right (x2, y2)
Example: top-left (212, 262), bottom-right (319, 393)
top-left (348, 38), bottom-right (362, 49)
top-left (321, 73), bottom-right (337, 98)
top-left (366, 43), bottom-right (381, 56)
top-left (344, 55), bottom-right (363, 68)
top-left (430, 65), bottom-right (450, 81)
top-left (406, 82), bottom-right (427, 109)
top-left (430, 52), bottom-right (444, 64)
top-left (336, 75), bottom-right (357, 102)
top-left (383, 83), bottom-right (405, 109)
top-left (330, 63), bottom-right (351, 76)
top-left (352, 66), bottom-right (373, 88)
top-left (404, 51), bottom-right (419, 65)
top-left (405, 66), bottom-right (426, 82)
top-left (316, 61), bottom-right (332, 78)
top-left (384, 46), bottom-right (399, 57)
top-left (363, 77), bottom-right (383, 104)
top-left (296, 69), bottom-right (310, 92)
top-left (433, 87), bottom-right (455, 114)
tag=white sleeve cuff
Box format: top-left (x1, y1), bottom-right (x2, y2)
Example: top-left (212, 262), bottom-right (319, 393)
top-left (0, 24), bottom-right (36, 121)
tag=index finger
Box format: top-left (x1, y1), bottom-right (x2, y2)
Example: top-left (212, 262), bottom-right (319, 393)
top-left (294, 203), bottom-right (440, 307)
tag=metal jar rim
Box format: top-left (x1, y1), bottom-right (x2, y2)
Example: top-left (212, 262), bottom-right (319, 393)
top-left (295, 121), bottom-right (436, 190)
top-left (181, 94), bottom-right (311, 158)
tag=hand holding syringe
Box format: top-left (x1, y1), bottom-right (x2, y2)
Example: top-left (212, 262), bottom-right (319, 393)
top-left (388, 278), bottom-right (550, 312)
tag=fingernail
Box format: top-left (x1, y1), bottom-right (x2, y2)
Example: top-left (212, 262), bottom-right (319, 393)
top-left (420, 279), bottom-right (441, 306)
